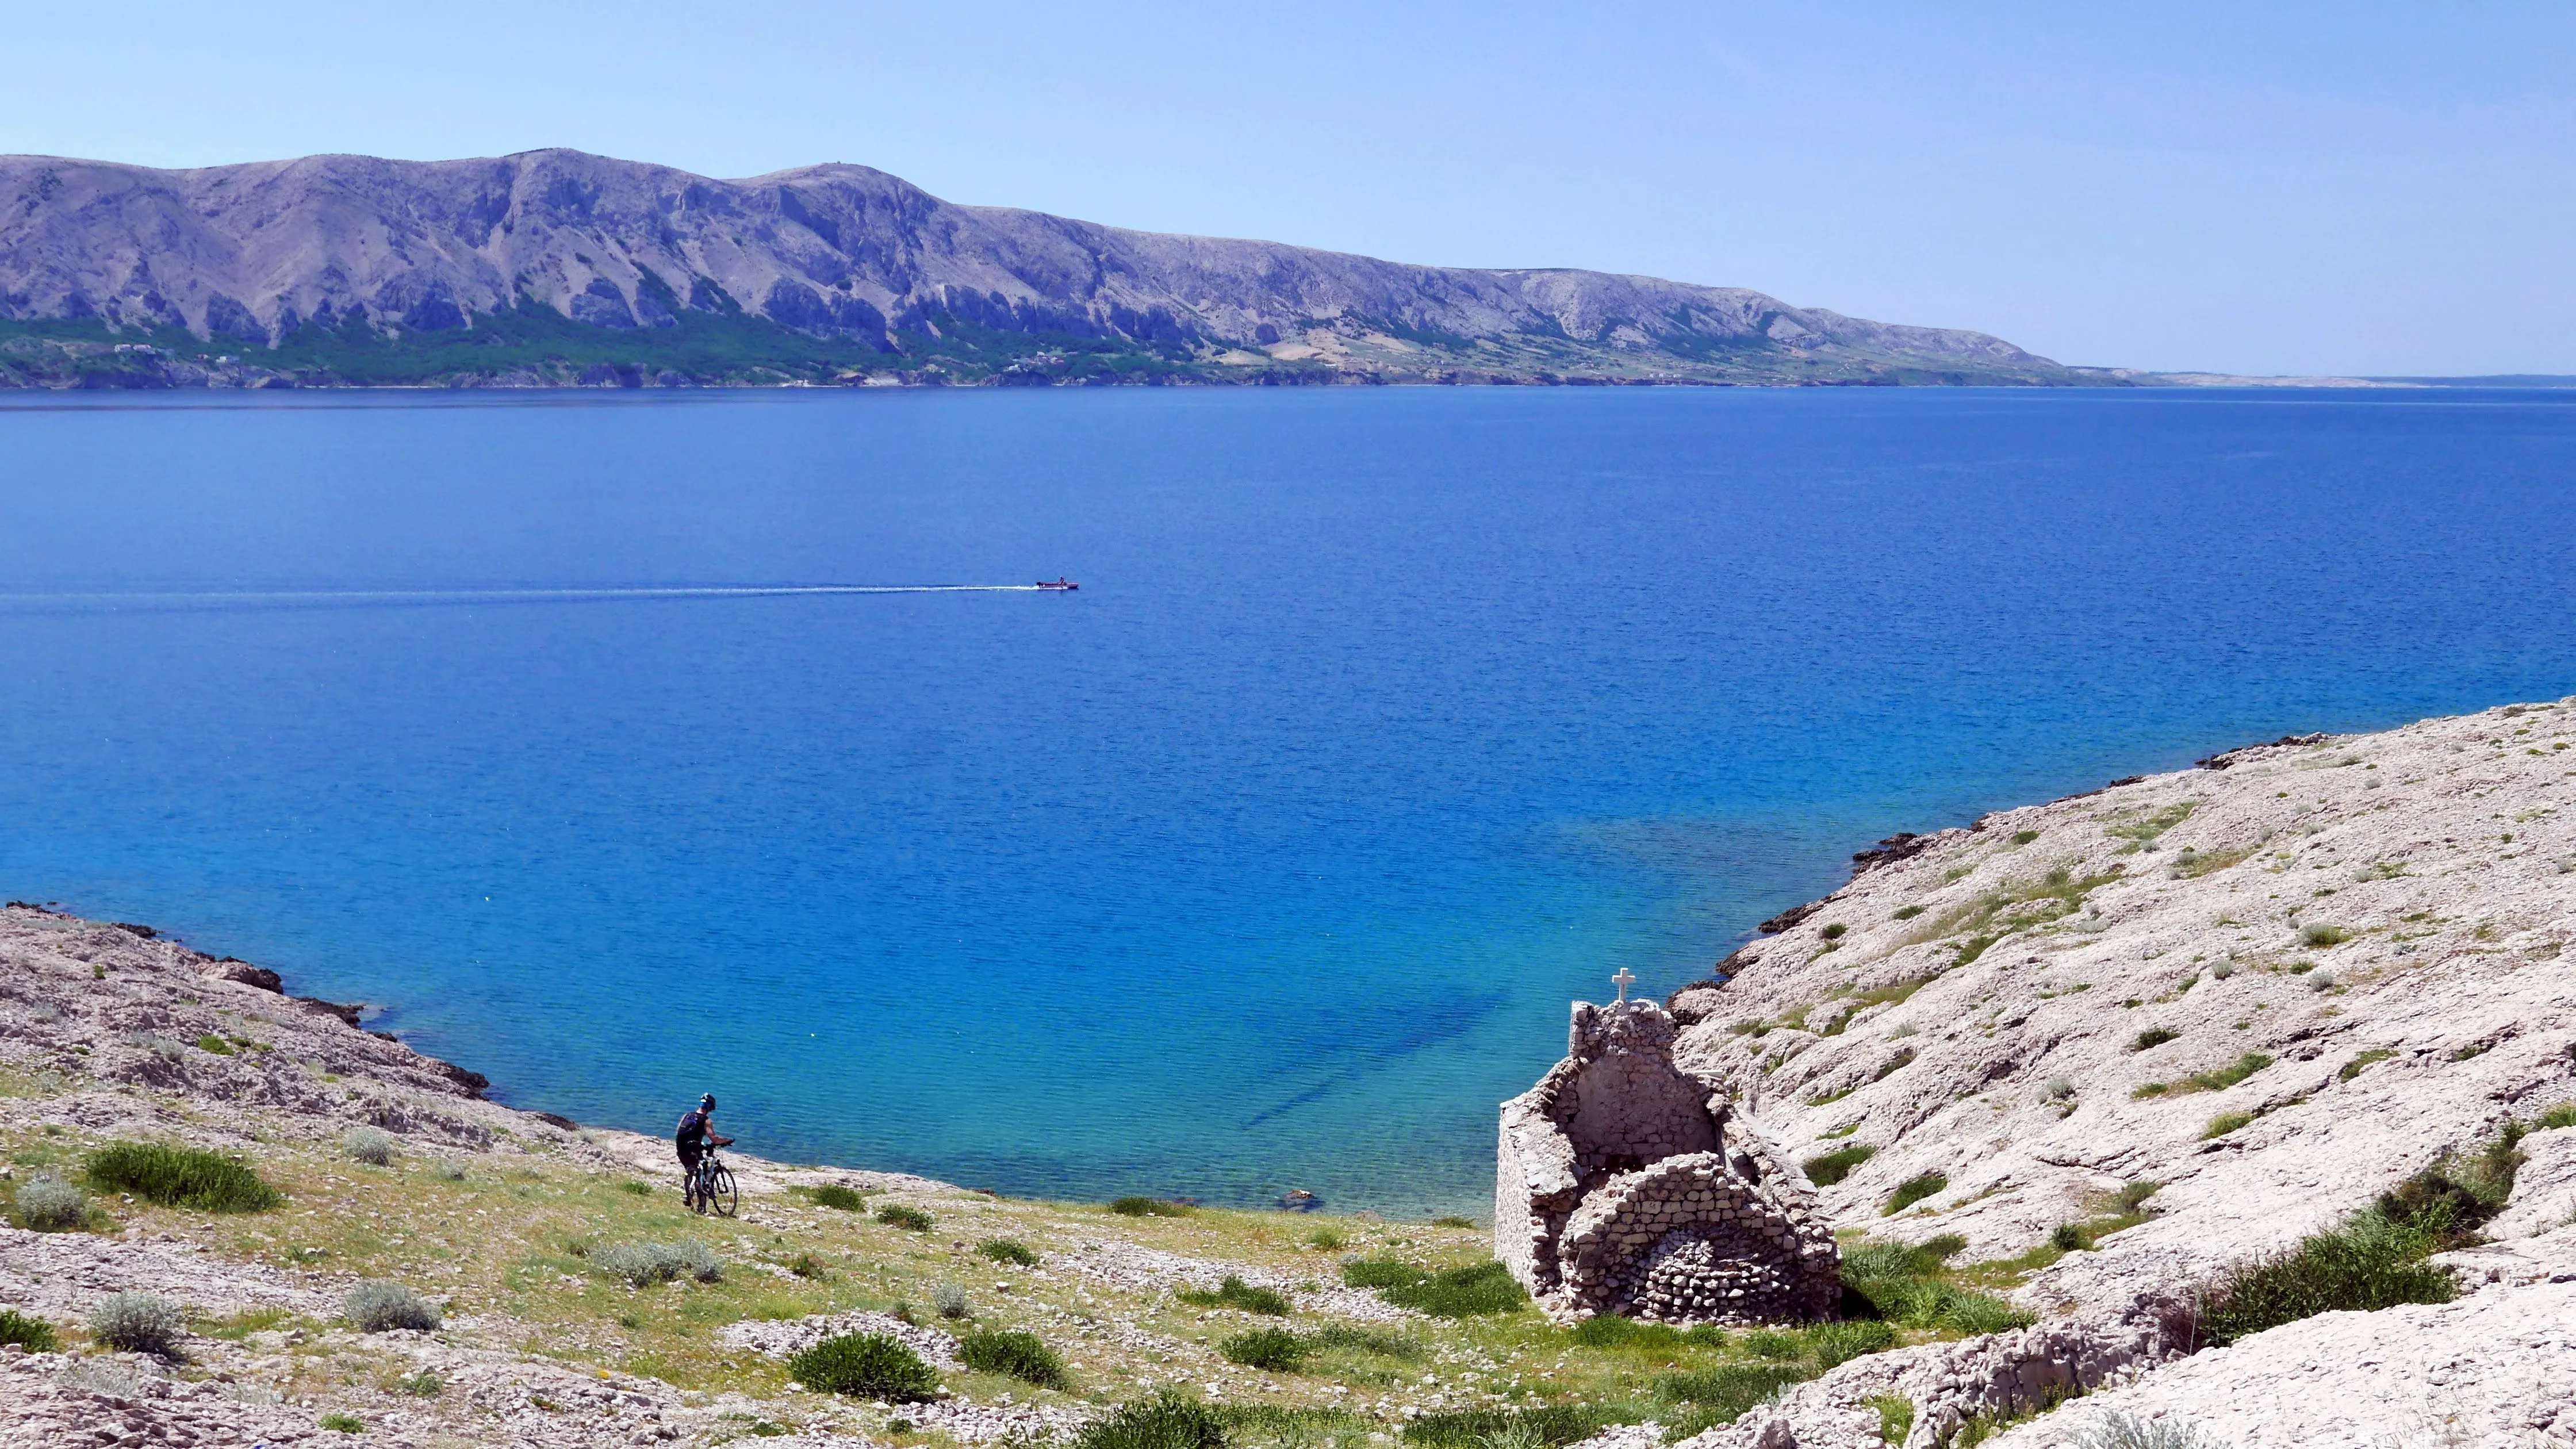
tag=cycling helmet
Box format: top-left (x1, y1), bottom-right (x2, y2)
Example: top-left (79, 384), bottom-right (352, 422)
top-left (700, 1094), bottom-right (717, 1110)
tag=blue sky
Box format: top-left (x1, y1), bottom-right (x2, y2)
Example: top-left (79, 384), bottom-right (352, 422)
top-left (8, 2), bottom-right (2569, 375)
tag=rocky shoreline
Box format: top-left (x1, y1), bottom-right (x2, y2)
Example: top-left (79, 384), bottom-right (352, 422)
top-left (1653, 702), bottom-right (2576, 1447)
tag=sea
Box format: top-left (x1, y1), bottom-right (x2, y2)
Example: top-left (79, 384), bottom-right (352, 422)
top-left (2, 384), bottom-right (2571, 1218)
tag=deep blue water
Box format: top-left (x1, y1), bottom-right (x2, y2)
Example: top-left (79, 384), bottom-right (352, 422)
top-left (2, 385), bottom-right (2571, 1216)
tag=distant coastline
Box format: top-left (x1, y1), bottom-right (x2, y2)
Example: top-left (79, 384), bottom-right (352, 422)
top-left (4, 147), bottom-right (2098, 392)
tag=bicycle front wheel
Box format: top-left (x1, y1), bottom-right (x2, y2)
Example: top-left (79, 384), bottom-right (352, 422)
top-left (707, 1163), bottom-right (739, 1217)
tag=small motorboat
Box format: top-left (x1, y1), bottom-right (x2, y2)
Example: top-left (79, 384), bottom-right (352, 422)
top-left (1036, 577), bottom-right (1079, 591)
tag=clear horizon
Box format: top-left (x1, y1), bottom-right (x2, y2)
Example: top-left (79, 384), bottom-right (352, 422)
top-left (6, 2), bottom-right (2570, 378)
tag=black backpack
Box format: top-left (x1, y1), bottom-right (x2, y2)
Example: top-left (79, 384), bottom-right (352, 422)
top-left (676, 1109), bottom-right (707, 1147)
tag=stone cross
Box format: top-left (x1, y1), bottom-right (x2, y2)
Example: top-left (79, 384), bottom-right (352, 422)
top-left (1612, 968), bottom-right (1636, 1002)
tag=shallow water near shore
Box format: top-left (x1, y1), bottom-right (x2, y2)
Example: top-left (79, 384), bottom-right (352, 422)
top-left (2, 384), bottom-right (2572, 1216)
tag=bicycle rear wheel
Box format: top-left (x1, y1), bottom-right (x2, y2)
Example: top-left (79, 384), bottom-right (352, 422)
top-left (707, 1163), bottom-right (739, 1217)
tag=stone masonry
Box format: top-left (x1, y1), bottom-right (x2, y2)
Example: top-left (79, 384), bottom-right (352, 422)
top-left (1495, 998), bottom-right (1839, 1324)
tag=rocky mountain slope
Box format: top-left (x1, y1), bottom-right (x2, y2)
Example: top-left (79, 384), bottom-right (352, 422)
top-left (0, 149), bottom-right (2094, 388)
top-left (1661, 701), bottom-right (2576, 1447)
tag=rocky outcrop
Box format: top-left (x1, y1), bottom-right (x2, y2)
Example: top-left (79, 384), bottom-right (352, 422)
top-left (1635, 700), bottom-right (2576, 1447)
top-left (1497, 999), bottom-right (1838, 1323)
top-left (0, 150), bottom-right (2091, 387)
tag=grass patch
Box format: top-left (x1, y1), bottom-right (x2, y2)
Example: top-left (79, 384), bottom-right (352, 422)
top-left (87, 1141), bottom-right (282, 1213)
top-left (1219, 1325), bottom-right (1308, 1371)
top-left (2135, 1053), bottom-right (2272, 1099)
top-left (1177, 1275), bottom-right (1291, 1316)
top-left (2171, 844), bottom-right (2258, 879)
top-left (960, 1328), bottom-right (1071, 1388)
top-left (1110, 1196), bottom-right (1192, 1218)
top-left (1404, 1405), bottom-right (1626, 1449)
top-left (1892, 905), bottom-right (1926, 921)
top-left (319, 1413), bottom-right (365, 1433)
top-left (1660, 1363), bottom-right (1815, 1436)
top-left (1431, 1215), bottom-right (1475, 1229)
top-left (2302, 924), bottom-right (2351, 948)
top-left (1079, 1391), bottom-right (1228, 1449)
top-left (806, 1183), bottom-right (868, 1211)
top-left (2131, 1028), bottom-right (2179, 1051)
top-left (1918, 867), bottom-right (2123, 968)
top-left (978, 1237), bottom-right (1041, 1267)
top-left (790, 1332), bottom-right (940, 1401)
top-left (2201, 1111), bottom-right (2255, 1140)
top-left (2105, 802), bottom-right (2196, 850)
top-left (2198, 1205), bottom-right (2458, 1345)
top-left (1803, 1144), bottom-right (1877, 1187)
top-left (1841, 1236), bottom-right (2033, 1335)
top-left (1341, 1259), bottom-right (1529, 1317)
top-left (1883, 1172), bottom-right (1947, 1215)
top-left (875, 1204), bottom-right (935, 1232)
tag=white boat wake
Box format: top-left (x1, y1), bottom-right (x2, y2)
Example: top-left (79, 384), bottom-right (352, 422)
top-left (0, 584), bottom-right (1066, 609)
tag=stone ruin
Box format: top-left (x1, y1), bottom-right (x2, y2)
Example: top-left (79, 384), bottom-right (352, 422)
top-left (1494, 996), bottom-right (1840, 1324)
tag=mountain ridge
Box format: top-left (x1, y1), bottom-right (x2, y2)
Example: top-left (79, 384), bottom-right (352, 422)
top-left (0, 147), bottom-right (2103, 388)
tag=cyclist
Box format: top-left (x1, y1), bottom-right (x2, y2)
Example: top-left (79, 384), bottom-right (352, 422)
top-left (675, 1094), bottom-right (734, 1210)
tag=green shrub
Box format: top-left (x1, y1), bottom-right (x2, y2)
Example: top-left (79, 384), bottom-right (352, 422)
top-left (341, 1127), bottom-right (396, 1166)
top-left (790, 1332), bottom-right (940, 1401)
top-left (1076, 1390), bottom-right (1228, 1449)
top-left (13, 1170), bottom-right (89, 1230)
top-left (346, 1281), bottom-right (442, 1332)
top-left (1892, 905), bottom-right (1926, 920)
top-left (1431, 1215), bottom-right (1477, 1229)
top-left (0, 1308), bottom-right (58, 1352)
top-left (808, 1183), bottom-right (868, 1211)
top-left (87, 1141), bottom-right (282, 1213)
top-left (1110, 1196), bottom-right (1191, 1218)
top-left (2340, 1048), bottom-right (2397, 1082)
top-left (934, 1282), bottom-right (972, 1320)
top-left (2132, 1028), bottom-right (2179, 1052)
top-left (1306, 1228), bottom-right (1346, 1251)
top-left (319, 1413), bottom-right (365, 1433)
top-left (399, 1372), bottom-right (444, 1397)
top-left (619, 1180), bottom-right (654, 1197)
top-left (1218, 1326), bottom-right (1307, 1371)
top-left (2302, 924), bottom-right (2350, 947)
top-left (876, 1204), bottom-right (935, 1232)
top-left (1178, 1275), bottom-right (1291, 1315)
top-left (2536, 1101), bottom-right (2576, 1130)
top-left (1405, 1405), bottom-right (1620, 1449)
top-left (1803, 1144), bottom-right (1877, 1187)
top-left (2202, 1111), bottom-right (2255, 1140)
top-left (1340, 1259), bottom-right (1527, 1317)
top-left (195, 1033), bottom-right (235, 1056)
top-left (90, 1291), bottom-right (183, 1353)
top-left (1883, 1173), bottom-right (1948, 1214)
top-left (979, 1237), bottom-right (1042, 1267)
top-left (2198, 1206), bottom-right (2455, 1345)
top-left (2377, 1127), bottom-right (2524, 1230)
top-left (961, 1328), bottom-right (1071, 1387)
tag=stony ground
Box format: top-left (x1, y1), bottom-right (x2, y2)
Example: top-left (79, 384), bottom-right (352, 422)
top-left (1667, 700), bottom-right (2576, 1446)
top-left (0, 903), bottom-right (1847, 1448)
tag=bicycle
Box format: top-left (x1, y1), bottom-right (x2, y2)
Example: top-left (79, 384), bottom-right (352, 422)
top-left (687, 1143), bottom-right (739, 1217)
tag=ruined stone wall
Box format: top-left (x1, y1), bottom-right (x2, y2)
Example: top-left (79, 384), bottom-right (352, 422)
top-left (1496, 998), bottom-right (1839, 1324)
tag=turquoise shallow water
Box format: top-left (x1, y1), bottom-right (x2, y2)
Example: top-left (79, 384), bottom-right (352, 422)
top-left (1, 385), bottom-right (2571, 1216)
